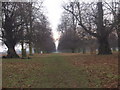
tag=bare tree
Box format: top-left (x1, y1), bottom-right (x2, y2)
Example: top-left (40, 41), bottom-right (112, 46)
top-left (63, 1), bottom-right (118, 54)
top-left (58, 30), bottom-right (80, 53)
top-left (32, 14), bottom-right (56, 53)
top-left (104, 0), bottom-right (120, 51)
top-left (58, 11), bottom-right (80, 53)
top-left (1, 1), bottom-right (46, 58)
top-left (2, 2), bottom-right (27, 58)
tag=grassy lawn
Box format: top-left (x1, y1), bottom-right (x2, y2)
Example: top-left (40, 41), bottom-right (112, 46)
top-left (2, 53), bottom-right (118, 88)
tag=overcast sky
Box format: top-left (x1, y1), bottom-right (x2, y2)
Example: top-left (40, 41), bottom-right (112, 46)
top-left (43, 0), bottom-right (67, 40)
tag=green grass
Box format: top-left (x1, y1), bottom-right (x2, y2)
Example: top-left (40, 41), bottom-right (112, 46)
top-left (2, 53), bottom-right (118, 88)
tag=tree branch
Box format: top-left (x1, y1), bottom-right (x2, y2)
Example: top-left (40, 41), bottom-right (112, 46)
top-left (63, 4), bottom-right (98, 38)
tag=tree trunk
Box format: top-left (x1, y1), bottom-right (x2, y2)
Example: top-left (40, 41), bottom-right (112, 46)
top-left (29, 42), bottom-right (33, 56)
top-left (97, 2), bottom-right (112, 55)
top-left (98, 37), bottom-right (112, 55)
top-left (29, 3), bottom-right (33, 56)
top-left (6, 45), bottom-right (19, 58)
top-left (21, 41), bottom-right (26, 58)
top-left (34, 48), bottom-right (37, 54)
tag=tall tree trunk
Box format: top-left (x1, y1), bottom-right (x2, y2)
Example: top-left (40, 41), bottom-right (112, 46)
top-left (29, 2), bottom-right (33, 56)
top-left (34, 48), bottom-right (37, 54)
top-left (98, 37), bottom-right (112, 55)
top-left (6, 45), bottom-right (19, 58)
top-left (29, 42), bottom-right (33, 56)
top-left (21, 41), bottom-right (24, 57)
top-left (21, 41), bottom-right (26, 58)
top-left (97, 2), bottom-right (112, 55)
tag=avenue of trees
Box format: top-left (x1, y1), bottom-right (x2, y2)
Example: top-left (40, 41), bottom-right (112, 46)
top-left (58, 0), bottom-right (120, 55)
top-left (1, 1), bottom-right (55, 58)
top-left (0, 0), bottom-right (119, 58)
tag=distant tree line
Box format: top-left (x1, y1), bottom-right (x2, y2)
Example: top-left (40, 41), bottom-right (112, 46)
top-left (1, 1), bottom-right (56, 58)
top-left (58, 0), bottom-right (119, 55)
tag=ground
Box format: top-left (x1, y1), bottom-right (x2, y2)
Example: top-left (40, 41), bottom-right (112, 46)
top-left (2, 53), bottom-right (119, 88)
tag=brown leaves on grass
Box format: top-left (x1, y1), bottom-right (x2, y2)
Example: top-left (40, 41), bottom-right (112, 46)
top-left (2, 53), bottom-right (119, 88)
top-left (3, 61), bottom-right (44, 88)
top-left (3, 61), bottom-right (44, 68)
top-left (65, 53), bottom-right (118, 88)
top-left (69, 54), bottom-right (118, 66)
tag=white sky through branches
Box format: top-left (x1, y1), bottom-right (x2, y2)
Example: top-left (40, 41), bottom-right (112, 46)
top-left (43, 0), bottom-right (68, 49)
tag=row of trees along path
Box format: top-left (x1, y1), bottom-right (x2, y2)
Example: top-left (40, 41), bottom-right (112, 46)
top-left (1, 2), bottom-right (56, 58)
top-left (1, 1), bottom-right (120, 58)
top-left (58, 1), bottom-right (120, 54)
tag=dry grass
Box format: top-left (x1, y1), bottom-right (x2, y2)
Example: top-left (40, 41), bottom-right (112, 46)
top-left (65, 53), bottom-right (118, 88)
top-left (2, 53), bottom-right (119, 88)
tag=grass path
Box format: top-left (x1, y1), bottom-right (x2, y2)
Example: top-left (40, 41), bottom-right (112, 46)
top-left (37, 54), bottom-right (89, 88)
top-left (2, 53), bottom-right (118, 88)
